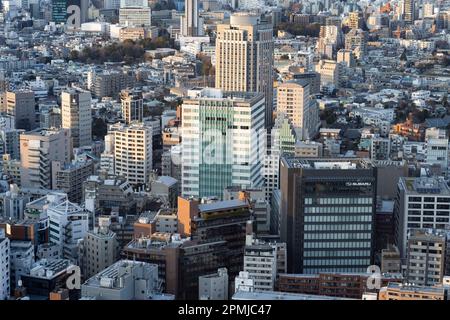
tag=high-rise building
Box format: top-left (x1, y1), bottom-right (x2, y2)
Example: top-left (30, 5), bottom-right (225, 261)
top-left (180, 0), bottom-right (204, 36)
top-left (4, 90), bottom-right (36, 130)
top-left (199, 268), bottom-right (229, 300)
top-left (20, 128), bottom-right (72, 189)
top-left (120, 89), bottom-right (143, 124)
top-left (0, 230), bottom-right (10, 300)
top-left (47, 194), bottom-right (89, 262)
top-left (277, 80), bottom-right (319, 141)
top-left (280, 158), bottom-right (376, 273)
top-left (181, 88), bottom-right (266, 199)
top-left (406, 229), bottom-right (446, 287)
top-left (394, 177), bottom-right (450, 258)
top-left (215, 13), bottom-right (274, 128)
top-left (403, 0), bottom-right (415, 24)
top-left (61, 89), bottom-right (92, 148)
top-left (108, 122), bottom-right (152, 186)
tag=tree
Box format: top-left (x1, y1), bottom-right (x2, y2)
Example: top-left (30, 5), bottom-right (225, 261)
top-left (92, 118), bottom-right (107, 140)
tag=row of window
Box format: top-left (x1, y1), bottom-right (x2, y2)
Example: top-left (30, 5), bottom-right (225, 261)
top-left (305, 197), bottom-right (373, 205)
top-left (304, 233), bottom-right (371, 240)
top-left (304, 216), bottom-right (372, 223)
top-left (304, 206), bottom-right (372, 214)
top-left (304, 241), bottom-right (371, 249)
top-left (303, 250), bottom-right (371, 258)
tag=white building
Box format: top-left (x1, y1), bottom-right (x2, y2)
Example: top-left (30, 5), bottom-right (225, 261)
top-left (426, 138), bottom-right (449, 171)
top-left (199, 268), bottom-right (229, 300)
top-left (395, 177), bottom-right (450, 258)
top-left (234, 271), bottom-right (254, 293)
top-left (47, 194), bottom-right (89, 262)
top-left (0, 230), bottom-right (10, 300)
top-left (81, 260), bottom-right (160, 300)
top-left (109, 122), bottom-right (153, 186)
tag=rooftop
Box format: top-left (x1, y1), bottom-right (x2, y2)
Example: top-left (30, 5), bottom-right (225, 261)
top-left (283, 157), bottom-right (372, 170)
top-left (232, 290), bottom-right (355, 300)
top-left (198, 199), bottom-right (248, 213)
top-left (400, 177), bottom-right (450, 195)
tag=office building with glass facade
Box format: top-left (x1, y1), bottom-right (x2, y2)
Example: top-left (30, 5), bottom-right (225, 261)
top-left (280, 158), bottom-right (377, 273)
top-left (181, 88), bottom-right (266, 199)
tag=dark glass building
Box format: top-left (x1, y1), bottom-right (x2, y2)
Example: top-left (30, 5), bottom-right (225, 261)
top-left (280, 158), bottom-right (377, 273)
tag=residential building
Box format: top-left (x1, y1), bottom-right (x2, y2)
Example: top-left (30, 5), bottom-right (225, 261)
top-left (120, 89), bottom-right (143, 124)
top-left (406, 229), bottom-right (446, 286)
top-left (199, 268), bottom-right (229, 300)
top-left (277, 80), bottom-right (319, 140)
top-left (4, 90), bottom-right (36, 131)
top-left (61, 89), bottom-right (92, 148)
top-left (79, 217), bottom-right (118, 279)
top-left (20, 128), bottom-right (72, 189)
top-left (394, 177), bottom-right (450, 258)
top-left (51, 160), bottom-right (94, 203)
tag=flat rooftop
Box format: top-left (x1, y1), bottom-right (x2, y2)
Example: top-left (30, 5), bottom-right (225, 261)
top-left (400, 177), bottom-right (450, 195)
top-left (198, 199), bottom-right (248, 213)
top-left (232, 290), bottom-right (355, 300)
top-left (283, 157), bottom-right (372, 170)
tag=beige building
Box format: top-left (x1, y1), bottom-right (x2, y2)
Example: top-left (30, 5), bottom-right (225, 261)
top-left (345, 29), bottom-right (367, 60)
top-left (337, 49), bottom-right (355, 67)
top-left (4, 90), bottom-right (36, 130)
top-left (20, 128), bottom-right (72, 189)
top-left (315, 60), bottom-right (341, 89)
top-left (276, 80), bottom-right (319, 140)
top-left (120, 89), bottom-right (143, 124)
top-left (347, 11), bottom-right (362, 29)
top-left (109, 122), bottom-right (152, 185)
top-left (406, 229), bottom-right (446, 286)
top-left (119, 27), bottom-right (153, 41)
top-left (215, 13), bottom-right (274, 128)
top-left (79, 217), bottom-right (118, 279)
top-left (61, 89), bottom-right (92, 148)
top-left (294, 141), bottom-right (323, 158)
top-left (378, 282), bottom-right (444, 300)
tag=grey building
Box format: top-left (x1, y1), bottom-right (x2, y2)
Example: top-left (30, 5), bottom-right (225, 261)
top-left (394, 177), bottom-right (450, 258)
top-left (81, 260), bottom-right (159, 300)
top-left (280, 158), bottom-right (377, 273)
